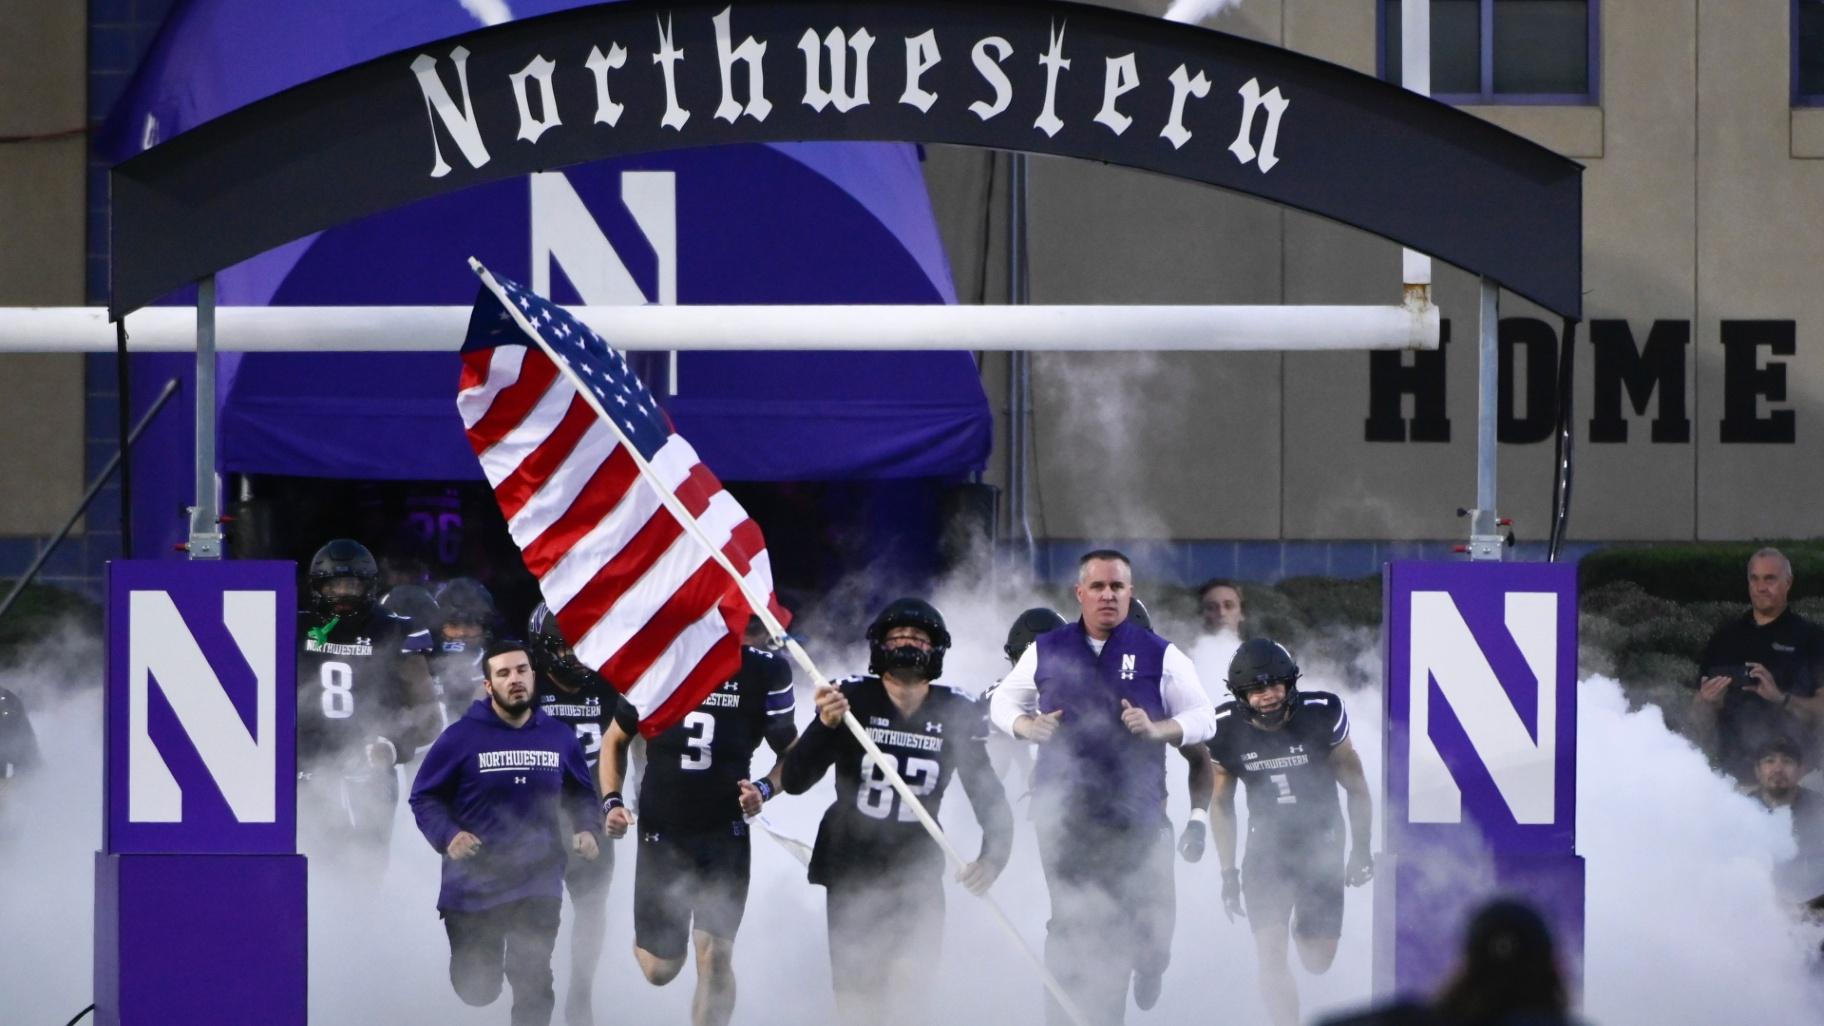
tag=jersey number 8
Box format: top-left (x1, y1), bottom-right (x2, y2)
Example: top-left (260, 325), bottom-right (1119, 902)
top-left (320, 661), bottom-right (354, 719)
top-left (857, 752), bottom-right (939, 821)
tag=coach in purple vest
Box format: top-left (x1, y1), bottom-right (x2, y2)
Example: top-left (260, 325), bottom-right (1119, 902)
top-left (991, 549), bottom-right (1218, 1026)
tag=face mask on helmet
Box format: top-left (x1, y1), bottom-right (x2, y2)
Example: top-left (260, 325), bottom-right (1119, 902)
top-left (867, 599), bottom-right (951, 681)
top-left (308, 539), bottom-right (379, 620)
top-left (1226, 638), bottom-right (1301, 726)
top-left (315, 576), bottom-right (371, 617)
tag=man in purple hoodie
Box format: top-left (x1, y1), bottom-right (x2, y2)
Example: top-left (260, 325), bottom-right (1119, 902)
top-left (411, 640), bottom-right (604, 1026)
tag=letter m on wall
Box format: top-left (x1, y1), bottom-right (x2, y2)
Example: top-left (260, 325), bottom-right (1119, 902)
top-left (107, 561), bottom-right (297, 855)
top-left (1384, 561), bottom-right (1576, 855)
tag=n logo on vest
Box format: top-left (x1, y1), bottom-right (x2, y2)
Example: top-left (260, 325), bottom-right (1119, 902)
top-left (1120, 653), bottom-right (1137, 680)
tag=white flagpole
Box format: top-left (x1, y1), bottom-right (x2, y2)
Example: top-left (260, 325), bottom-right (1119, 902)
top-left (470, 261), bottom-right (1090, 1026)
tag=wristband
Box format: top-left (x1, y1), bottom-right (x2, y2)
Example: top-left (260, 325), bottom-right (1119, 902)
top-left (601, 791), bottom-right (625, 814)
top-left (754, 779), bottom-right (776, 802)
top-left (1189, 808), bottom-right (1210, 825)
top-left (1221, 867), bottom-right (1240, 882)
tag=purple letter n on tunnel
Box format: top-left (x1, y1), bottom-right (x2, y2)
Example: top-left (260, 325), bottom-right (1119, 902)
top-left (97, 560), bottom-right (305, 1026)
top-left (1375, 561), bottom-right (1583, 997)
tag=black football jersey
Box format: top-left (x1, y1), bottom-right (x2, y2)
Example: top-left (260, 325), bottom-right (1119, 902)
top-left (615, 646), bottom-right (795, 832)
top-left (1206, 690), bottom-right (1351, 844)
top-left (296, 608), bottom-right (432, 768)
top-left (782, 675), bottom-right (1012, 885)
top-left (535, 665), bottom-right (619, 770)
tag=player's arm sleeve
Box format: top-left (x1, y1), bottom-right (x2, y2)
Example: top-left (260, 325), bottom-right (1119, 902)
top-left (390, 650), bottom-right (438, 761)
top-left (988, 647), bottom-right (1041, 737)
top-left (762, 658), bottom-right (799, 755)
top-left (780, 717), bottom-right (841, 795)
top-left (958, 727), bottom-right (1015, 870)
top-left (1161, 645), bottom-right (1218, 746)
top-left (1327, 697), bottom-right (1352, 748)
top-left (407, 734), bottom-right (464, 852)
top-left (561, 733), bottom-right (605, 833)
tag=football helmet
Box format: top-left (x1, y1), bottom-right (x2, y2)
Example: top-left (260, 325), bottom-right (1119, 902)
top-left (1226, 637), bottom-right (1301, 726)
top-left (308, 539), bottom-right (378, 619)
top-left (527, 602), bottom-right (590, 686)
top-left (380, 584), bottom-right (440, 632)
top-left (866, 597), bottom-right (951, 681)
top-left (1004, 607), bottom-right (1066, 663)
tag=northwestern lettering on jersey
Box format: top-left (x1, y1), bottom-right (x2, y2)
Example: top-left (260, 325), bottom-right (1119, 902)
top-left (409, 7), bottom-right (1292, 181)
top-left (304, 637), bottom-right (374, 656)
top-left (1245, 753), bottom-right (1310, 772)
top-left (476, 749), bottom-right (562, 771)
top-left (866, 726), bottom-right (945, 753)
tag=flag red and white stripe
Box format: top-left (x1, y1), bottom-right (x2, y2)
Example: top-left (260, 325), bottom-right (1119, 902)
top-left (456, 272), bottom-right (787, 737)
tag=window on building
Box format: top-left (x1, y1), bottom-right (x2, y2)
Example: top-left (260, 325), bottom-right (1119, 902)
top-left (1382, 0), bottom-right (1598, 104)
top-left (1798, 1), bottom-right (1824, 105)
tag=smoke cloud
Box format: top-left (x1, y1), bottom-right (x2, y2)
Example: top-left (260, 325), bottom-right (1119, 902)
top-left (4, 593), bottom-right (1823, 1024)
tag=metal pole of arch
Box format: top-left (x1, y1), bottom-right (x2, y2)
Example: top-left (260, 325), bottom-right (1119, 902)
top-left (1468, 277), bottom-right (1504, 560)
top-left (1008, 152), bottom-right (1037, 574)
top-left (187, 276), bottom-right (224, 560)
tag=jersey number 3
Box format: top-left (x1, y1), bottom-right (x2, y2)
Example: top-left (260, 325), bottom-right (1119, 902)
top-left (680, 710), bottom-right (715, 771)
top-left (320, 661), bottom-right (354, 719)
top-left (858, 753), bottom-right (939, 821)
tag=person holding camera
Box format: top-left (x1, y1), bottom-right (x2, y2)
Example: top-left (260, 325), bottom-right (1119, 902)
top-left (1691, 548), bottom-right (1824, 783)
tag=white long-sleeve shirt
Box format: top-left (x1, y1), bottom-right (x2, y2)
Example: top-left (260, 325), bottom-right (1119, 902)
top-left (988, 635), bottom-right (1218, 746)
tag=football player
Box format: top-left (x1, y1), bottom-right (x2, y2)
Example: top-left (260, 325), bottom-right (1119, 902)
top-left (429, 577), bottom-right (499, 726)
top-left (598, 616), bottom-right (797, 1026)
top-left (1206, 638), bottom-right (1375, 1026)
top-left (782, 598), bottom-right (1012, 1026)
top-left (527, 603), bottom-right (619, 1026)
top-left (976, 607), bottom-right (1067, 787)
top-left (296, 538), bottom-right (436, 874)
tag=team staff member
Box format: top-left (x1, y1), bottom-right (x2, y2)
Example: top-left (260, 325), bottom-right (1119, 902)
top-left (783, 598), bottom-right (1012, 1026)
top-left (1691, 548), bottom-right (1824, 782)
top-left (528, 604), bottom-right (621, 1026)
top-left (410, 640), bottom-right (603, 1026)
top-left (598, 617), bottom-right (797, 1026)
top-left (990, 549), bottom-right (1217, 1024)
top-left (296, 538), bottom-right (436, 874)
top-left (1208, 638), bottom-right (1374, 1026)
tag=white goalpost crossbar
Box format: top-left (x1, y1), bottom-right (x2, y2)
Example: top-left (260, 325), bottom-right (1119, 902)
top-left (0, 303), bottom-right (1438, 353)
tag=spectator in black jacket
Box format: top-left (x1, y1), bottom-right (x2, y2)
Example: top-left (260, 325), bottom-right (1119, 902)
top-left (1690, 548), bottom-right (1824, 782)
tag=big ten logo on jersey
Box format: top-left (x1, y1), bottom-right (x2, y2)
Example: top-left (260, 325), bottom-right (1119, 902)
top-left (106, 561), bottom-right (298, 855)
top-left (1386, 562), bottom-right (1577, 854)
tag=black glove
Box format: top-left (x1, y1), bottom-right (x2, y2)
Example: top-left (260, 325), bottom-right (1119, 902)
top-left (1221, 868), bottom-right (1245, 922)
top-left (1177, 819), bottom-right (1207, 863)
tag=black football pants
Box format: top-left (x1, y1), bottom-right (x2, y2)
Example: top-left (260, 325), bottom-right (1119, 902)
top-left (1036, 815), bottom-right (1176, 1026)
top-left (443, 896), bottom-right (562, 1026)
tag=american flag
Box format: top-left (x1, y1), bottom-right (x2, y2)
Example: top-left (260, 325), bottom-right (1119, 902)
top-left (455, 264), bottom-right (788, 737)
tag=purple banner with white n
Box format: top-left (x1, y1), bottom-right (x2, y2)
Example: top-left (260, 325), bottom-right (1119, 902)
top-left (105, 559), bottom-right (297, 853)
top-left (1374, 561), bottom-right (1583, 997)
top-left (98, 560), bottom-right (306, 1026)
